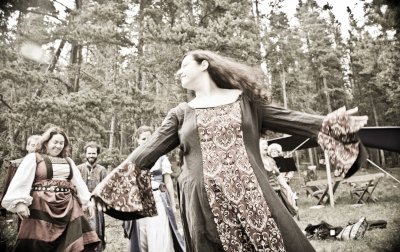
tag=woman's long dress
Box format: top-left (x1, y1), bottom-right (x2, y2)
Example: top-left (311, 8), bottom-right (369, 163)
top-left (92, 95), bottom-right (366, 252)
top-left (1, 153), bottom-right (100, 252)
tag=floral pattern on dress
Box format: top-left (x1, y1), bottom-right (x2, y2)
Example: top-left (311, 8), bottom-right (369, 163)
top-left (317, 107), bottom-right (360, 177)
top-left (196, 101), bottom-right (286, 252)
top-left (94, 162), bottom-right (157, 217)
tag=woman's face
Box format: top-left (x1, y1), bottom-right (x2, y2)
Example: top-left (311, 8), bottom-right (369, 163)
top-left (259, 139), bottom-right (268, 156)
top-left (137, 131), bottom-right (152, 146)
top-left (176, 55), bottom-right (203, 90)
top-left (46, 134), bottom-right (65, 157)
top-left (270, 149), bottom-right (279, 157)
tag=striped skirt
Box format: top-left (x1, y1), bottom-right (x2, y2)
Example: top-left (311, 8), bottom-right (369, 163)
top-left (14, 180), bottom-right (100, 252)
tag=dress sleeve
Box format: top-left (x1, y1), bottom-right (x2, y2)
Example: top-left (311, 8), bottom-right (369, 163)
top-left (316, 107), bottom-right (367, 178)
top-left (69, 158), bottom-right (92, 208)
top-left (261, 104), bottom-right (367, 178)
top-left (1, 153), bottom-right (36, 212)
top-left (261, 103), bottom-right (325, 138)
top-left (91, 108), bottom-right (180, 219)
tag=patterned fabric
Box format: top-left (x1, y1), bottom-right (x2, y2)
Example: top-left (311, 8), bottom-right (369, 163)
top-left (317, 107), bottom-right (360, 177)
top-left (196, 101), bottom-right (286, 252)
top-left (47, 156), bottom-right (69, 163)
top-left (77, 163), bottom-right (108, 252)
top-left (95, 162), bottom-right (157, 217)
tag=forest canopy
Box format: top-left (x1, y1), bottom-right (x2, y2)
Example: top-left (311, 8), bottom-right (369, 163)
top-left (0, 0), bottom-right (399, 169)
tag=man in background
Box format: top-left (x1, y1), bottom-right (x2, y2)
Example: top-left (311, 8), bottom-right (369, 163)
top-left (77, 142), bottom-right (108, 252)
top-left (0, 135), bottom-right (41, 216)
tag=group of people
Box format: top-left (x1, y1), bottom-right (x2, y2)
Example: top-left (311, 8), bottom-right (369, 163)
top-left (0, 126), bottom-right (182, 252)
top-left (1, 50), bottom-right (368, 252)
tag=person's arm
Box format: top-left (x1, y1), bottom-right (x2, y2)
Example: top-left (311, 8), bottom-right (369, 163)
top-left (1, 153), bottom-right (36, 215)
top-left (261, 104), bottom-right (368, 177)
top-left (164, 174), bottom-right (176, 213)
top-left (69, 158), bottom-right (94, 217)
top-left (92, 107), bottom-right (181, 218)
top-left (160, 156), bottom-right (176, 212)
top-left (277, 174), bottom-right (292, 194)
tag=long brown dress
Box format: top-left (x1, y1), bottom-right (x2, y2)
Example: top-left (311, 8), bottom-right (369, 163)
top-left (92, 94), bottom-right (366, 252)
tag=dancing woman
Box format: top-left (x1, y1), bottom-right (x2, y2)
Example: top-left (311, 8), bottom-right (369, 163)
top-left (92, 50), bottom-right (368, 252)
top-left (1, 127), bottom-right (100, 252)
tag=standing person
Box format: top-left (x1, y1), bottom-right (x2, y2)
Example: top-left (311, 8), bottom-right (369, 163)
top-left (260, 139), bottom-right (298, 216)
top-left (0, 135), bottom-right (41, 216)
top-left (268, 143), bottom-right (297, 210)
top-left (77, 142), bottom-right (108, 252)
top-left (92, 50), bottom-right (368, 252)
top-left (268, 143), bottom-right (294, 184)
top-left (1, 127), bottom-right (100, 252)
top-left (123, 126), bottom-right (185, 252)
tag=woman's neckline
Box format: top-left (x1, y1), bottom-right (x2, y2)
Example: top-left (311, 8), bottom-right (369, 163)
top-left (185, 92), bottom-right (243, 110)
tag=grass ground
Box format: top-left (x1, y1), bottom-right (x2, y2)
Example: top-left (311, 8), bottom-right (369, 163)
top-left (1, 167), bottom-right (399, 252)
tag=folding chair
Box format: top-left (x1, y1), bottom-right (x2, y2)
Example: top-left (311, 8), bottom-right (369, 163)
top-left (342, 173), bottom-right (385, 204)
top-left (304, 177), bottom-right (343, 206)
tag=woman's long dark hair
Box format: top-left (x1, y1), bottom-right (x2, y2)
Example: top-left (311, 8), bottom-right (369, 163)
top-left (35, 127), bottom-right (71, 158)
top-left (183, 50), bottom-right (271, 103)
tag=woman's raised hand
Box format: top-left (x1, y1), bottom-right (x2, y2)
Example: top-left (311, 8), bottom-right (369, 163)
top-left (346, 107), bottom-right (368, 132)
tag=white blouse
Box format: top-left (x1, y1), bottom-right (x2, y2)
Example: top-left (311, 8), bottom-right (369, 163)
top-left (150, 157), bottom-right (172, 189)
top-left (1, 153), bottom-right (92, 213)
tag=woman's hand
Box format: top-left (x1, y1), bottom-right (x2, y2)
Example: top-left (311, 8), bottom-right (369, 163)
top-left (16, 202), bottom-right (30, 220)
top-left (86, 204), bottom-right (95, 219)
top-left (92, 196), bottom-right (109, 212)
top-left (346, 107), bottom-right (368, 132)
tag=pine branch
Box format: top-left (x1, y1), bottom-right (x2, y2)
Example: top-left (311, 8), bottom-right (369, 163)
top-left (20, 9), bottom-right (67, 24)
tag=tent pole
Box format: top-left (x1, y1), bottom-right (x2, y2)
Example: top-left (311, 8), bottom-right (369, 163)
top-left (285, 138), bottom-right (310, 158)
top-left (367, 159), bottom-right (400, 184)
top-left (325, 151), bottom-right (334, 207)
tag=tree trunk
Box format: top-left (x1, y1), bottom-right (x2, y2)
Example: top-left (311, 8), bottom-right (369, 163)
top-left (391, 152), bottom-right (398, 166)
top-left (342, 82), bottom-right (349, 108)
top-left (308, 148), bottom-right (314, 165)
top-left (254, 0), bottom-right (260, 26)
top-left (368, 148), bottom-right (380, 168)
top-left (21, 130), bottom-right (27, 152)
top-left (120, 123), bottom-right (124, 155)
top-left (281, 68), bottom-right (287, 109)
top-left (322, 69), bottom-right (332, 113)
top-left (369, 93), bottom-right (386, 168)
top-left (68, 0), bottom-right (83, 93)
top-left (295, 151), bottom-right (300, 171)
top-left (313, 148), bottom-right (319, 169)
top-left (47, 40), bottom-right (66, 73)
top-left (109, 115), bottom-right (115, 150)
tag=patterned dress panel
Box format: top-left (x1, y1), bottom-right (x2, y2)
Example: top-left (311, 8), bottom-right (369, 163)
top-left (196, 101), bottom-right (286, 252)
